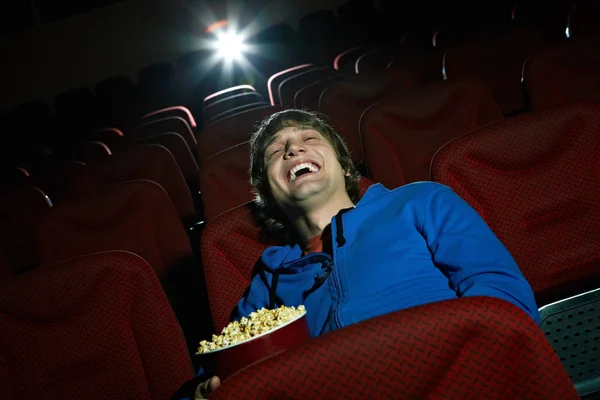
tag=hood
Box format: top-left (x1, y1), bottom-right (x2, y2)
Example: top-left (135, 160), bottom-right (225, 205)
top-left (261, 183), bottom-right (389, 271)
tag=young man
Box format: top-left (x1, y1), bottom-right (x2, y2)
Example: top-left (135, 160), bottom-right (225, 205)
top-left (188, 109), bottom-right (540, 399)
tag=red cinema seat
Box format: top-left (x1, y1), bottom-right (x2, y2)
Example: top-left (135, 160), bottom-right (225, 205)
top-left (360, 81), bottom-right (503, 189)
top-left (0, 251), bottom-right (194, 400)
top-left (431, 101), bottom-right (600, 397)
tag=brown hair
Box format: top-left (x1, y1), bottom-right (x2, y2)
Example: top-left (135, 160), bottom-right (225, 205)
top-left (249, 109), bottom-right (361, 243)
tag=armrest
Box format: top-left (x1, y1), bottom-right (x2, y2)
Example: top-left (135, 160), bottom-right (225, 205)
top-left (211, 296), bottom-right (579, 399)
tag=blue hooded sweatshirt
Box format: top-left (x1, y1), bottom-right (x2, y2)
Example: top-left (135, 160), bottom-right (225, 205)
top-left (233, 182), bottom-right (541, 335)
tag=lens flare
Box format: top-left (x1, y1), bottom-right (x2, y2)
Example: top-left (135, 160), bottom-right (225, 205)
top-left (214, 30), bottom-right (247, 62)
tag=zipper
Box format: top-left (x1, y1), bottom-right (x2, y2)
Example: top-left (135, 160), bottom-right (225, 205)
top-left (331, 214), bottom-right (344, 330)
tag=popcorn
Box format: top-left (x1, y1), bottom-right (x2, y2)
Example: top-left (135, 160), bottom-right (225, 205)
top-left (197, 305), bottom-right (306, 354)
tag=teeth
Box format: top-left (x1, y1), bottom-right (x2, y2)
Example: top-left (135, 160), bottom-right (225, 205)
top-left (288, 162), bottom-right (320, 182)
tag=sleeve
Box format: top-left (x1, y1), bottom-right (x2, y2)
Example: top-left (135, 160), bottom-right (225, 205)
top-left (422, 185), bottom-right (541, 325)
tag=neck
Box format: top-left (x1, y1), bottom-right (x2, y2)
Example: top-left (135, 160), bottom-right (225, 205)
top-left (288, 196), bottom-right (355, 243)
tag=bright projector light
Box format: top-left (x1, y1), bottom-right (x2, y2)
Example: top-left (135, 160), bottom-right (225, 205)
top-left (214, 31), bottom-right (247, 62)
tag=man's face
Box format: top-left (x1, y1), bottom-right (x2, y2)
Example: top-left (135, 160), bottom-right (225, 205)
top-left (263, 126), bottom-right (348, 210)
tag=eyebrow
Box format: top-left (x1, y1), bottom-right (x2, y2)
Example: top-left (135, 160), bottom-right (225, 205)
top-left (265, 134), bottom-right (280, 150)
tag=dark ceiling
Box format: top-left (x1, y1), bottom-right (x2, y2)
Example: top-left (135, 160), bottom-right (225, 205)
top-left (0, 0), bottom-right (128, 37)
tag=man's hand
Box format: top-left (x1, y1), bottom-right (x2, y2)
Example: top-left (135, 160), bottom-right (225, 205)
top-left (195, 376), bottom-right (221, 399)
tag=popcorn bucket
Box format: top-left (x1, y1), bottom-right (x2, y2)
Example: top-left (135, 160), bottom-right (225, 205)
top-left (198, 311), bottom-right (310, 382)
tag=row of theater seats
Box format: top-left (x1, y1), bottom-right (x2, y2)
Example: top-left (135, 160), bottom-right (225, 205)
top-left (0, 104), bottom-right (213, 361)
top-left (3, 0), bottom-right (599, 160)
top-left (4, 18), bottom-right (600, 198)
top-left (196, 36), bottom-right (600, 222)
top-left (1, 1), bottom-right (600, 398)
top-left (4, 25), bottom-right (599, 200)
top-left (1, 100), bottom-right (598, 398)
top-left (0, 251), bottom-right (582, 399)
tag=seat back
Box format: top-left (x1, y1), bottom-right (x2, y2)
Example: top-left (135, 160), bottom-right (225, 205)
top-left (279, 67), bottom-right (340, 107)
top-left (355, 45), bottom-right (399, 74)
top-left (204, 102), bottom-right (272, 126)
top-left (131, 132), bottom-right (199, 185)
top-left (73, 141), bottom-right (112, 163)
top-left (294, 75), bottom-right (347, 110)
top-left (31, 161), bottom-right (86, 199)
top-left (212, 297), bottom-right (579, 400)
top-left (140, 106), bottom-right (197, 129)
top-left (568, 2), bottom-right (600, 38)
top-left (197, 106), bottom-right (285, 164)
top-left (513, 2), bottom-right (571, 41)
top-left (199, 142), bottom-right (253, 221)
top-left (333, 46), bottom-right (367, 72)
top-left (360, 80), bottom-right (503, 189)
top-left (431, 101), bottom-right (600, 296)
top-left (0, 251), bottom-right (193, 400)
top-left (203, 85), bottom-right (256, 110)
top-left (135, 116), bottom-right (196, 149)
top-left (0, 167), bottom-right (29, 194)
top-left (35, 180), bottom-right (210, 351)
top-left (89, 127), bottom-right (125, 149)
top-left (0, 186), bottom-right (53, 277)
top-left (70, 145), bottom-right (196, 222)
top-left (523, 34), bottom-right (600, 110)
top-left (320, 77), bottom-right (395, 164)
top-left (35, 180), bottom-right (192, 281)
top-left (443, 28), bottom-right (546, 115)
top-left (201, 177), bottom-right (375, 333)
top-left (267, 64), bottom-right (314, 105)
top-left (202, 92), bottom-right (265, 122)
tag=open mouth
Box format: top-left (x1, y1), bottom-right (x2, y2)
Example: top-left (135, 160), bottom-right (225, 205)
top-left (287, 162), bottom-right (321, 182)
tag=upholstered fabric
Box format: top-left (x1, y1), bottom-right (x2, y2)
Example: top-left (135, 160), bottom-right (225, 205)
top-left (196, 106), bottom-right (284, 164)
top-left (431, 101), bottom-right (600, 296)
top-left (131, 132), bottom-right (199, 184)
top-left (69, 144), bottom-right (196, 222)
top-left (35, 180), bottom-right (192, 281)
top-left (139, 106), bottom-right (198, 129)
top-left (319, 78), bottom-right (390, 163)
top-left (0, 251), bottom-right (194, 400)
top-left (203, 92), bottom-right (265, 122)
top-left (523, 34), bottom-right (600, 111)
top-left (0, 185), bottom-right (52, 278)
top-left (199, 141), bottom-right (254, 222)
top-left (135, 116), bottom-right (196, 149)
top-left (73, 141), bottom-right (111, 164)
top-left (443, 27), bottom-right (546, 115)
top-left (212, 297), bottom-right (578, 400)
top-left (279, 67), bottom-right (340, 107)
top-left (360, 80), bottom-right (503, 189)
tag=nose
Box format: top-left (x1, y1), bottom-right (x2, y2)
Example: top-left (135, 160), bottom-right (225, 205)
top-left (284, 140), bottom-right (306, 158)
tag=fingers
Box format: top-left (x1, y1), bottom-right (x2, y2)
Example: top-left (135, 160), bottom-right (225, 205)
top-left (209, 376), bottom-right (221, 392)
top-left (195, 376), bottom-right (221, 399)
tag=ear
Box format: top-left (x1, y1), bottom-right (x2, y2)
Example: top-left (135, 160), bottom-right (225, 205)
top-left (343, 169), bottom-right (351, 177)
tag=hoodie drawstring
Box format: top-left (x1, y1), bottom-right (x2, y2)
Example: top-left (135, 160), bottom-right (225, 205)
top-left (268, 208), bottom-right (353, 308)
top-left (269, 271), bottom-right (280, 309)
top-left (335, 208), bottom-right (353, 248)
